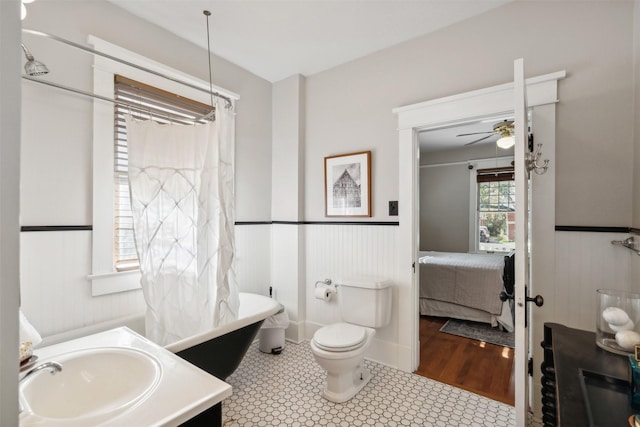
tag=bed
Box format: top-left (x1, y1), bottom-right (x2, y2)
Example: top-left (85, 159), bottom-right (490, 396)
top-left (419, 250), bottom-right (515, 331)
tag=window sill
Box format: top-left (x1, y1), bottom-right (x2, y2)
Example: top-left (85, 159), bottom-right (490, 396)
top-left (88, 270), bottom-right (141, 296)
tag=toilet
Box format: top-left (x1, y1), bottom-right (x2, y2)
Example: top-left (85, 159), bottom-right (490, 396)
top-left (310, 278), bottom-right (392, 403)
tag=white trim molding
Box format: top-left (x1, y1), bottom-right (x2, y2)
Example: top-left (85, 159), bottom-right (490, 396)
top-left (393, 70), bottom-right (565, 131)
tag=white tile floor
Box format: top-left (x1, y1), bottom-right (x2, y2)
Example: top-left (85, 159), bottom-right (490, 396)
top-left (222, 340), bottom-right (538, 427)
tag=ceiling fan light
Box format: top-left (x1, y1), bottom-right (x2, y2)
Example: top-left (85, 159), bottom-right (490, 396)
top-left (497, 136), bottom-right (515, 149)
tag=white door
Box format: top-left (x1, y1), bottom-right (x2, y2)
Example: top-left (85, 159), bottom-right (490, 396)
top-left (513, 57), bottom-right (530, 426)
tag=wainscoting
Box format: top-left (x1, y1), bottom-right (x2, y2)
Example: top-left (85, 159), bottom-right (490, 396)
top-left (20, 224), bottom-right (274, 339)
top-left (304, 223), bottom-right (400, 329)
top-left (234, 224), bottom-right (272, 296)
top-left (19, 225), bottom-right (638, 388)
top-left (19, 222), bottom-right (405, 366)
top-left (546, 231), bottom-right (634, 331)
top-left (20, 230), bottom-right (145, 337)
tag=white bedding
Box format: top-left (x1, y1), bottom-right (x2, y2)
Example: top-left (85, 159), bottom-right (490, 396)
top-left (419, 251), bottom-right (506, 316)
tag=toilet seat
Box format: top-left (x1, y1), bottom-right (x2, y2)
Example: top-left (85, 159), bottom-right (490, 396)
top-left (312, 323), bottom-right (367, 352)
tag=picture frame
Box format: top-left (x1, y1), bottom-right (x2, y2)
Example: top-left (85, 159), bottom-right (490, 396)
top-left (324, 151), bottom-right (371, 217)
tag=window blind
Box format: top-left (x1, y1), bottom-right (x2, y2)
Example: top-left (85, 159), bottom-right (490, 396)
top-left (476, 166), bottom-right (515, 183)
top-left (113, 75), bottom-right (214, 271)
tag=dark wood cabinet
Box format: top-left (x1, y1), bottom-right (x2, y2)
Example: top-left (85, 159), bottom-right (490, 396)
top-left (541, 323), bottom-right (631, 426)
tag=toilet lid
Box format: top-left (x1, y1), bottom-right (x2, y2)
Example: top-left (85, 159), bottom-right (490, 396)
top-left (313, 323), bottom-right (367, 352)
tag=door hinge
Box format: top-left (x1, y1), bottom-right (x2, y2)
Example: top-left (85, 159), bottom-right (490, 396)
top-left (528, 357), bottom-right (533, 377)
top-left (412, 262), bottom-right (415, 273)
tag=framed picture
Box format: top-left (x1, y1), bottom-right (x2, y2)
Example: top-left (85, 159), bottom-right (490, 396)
top-left (324, 151), bottom-right (371, 217)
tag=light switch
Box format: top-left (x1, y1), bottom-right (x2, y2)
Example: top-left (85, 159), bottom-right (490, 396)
top-left (389, 201), bottom-right (398, 216)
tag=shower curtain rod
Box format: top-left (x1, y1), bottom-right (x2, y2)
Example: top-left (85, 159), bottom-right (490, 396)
top-left (21, 28), bottom-right (236, 110)
top-left (21, 75), bottom-right (210, 123)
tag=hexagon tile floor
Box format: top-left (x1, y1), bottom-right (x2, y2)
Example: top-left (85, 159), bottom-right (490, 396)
top-left (222, 340), bottom-right (543, 427)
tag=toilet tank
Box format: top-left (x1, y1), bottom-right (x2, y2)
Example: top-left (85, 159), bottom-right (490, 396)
top-left (338, 278), bottom-right (393, 328)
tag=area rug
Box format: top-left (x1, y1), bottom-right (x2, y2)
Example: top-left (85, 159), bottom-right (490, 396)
top-left (440, 319), bottom-right (514, 348)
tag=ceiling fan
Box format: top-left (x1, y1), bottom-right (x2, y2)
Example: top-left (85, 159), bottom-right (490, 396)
top-left (457, 120), bottom-right (515, 148)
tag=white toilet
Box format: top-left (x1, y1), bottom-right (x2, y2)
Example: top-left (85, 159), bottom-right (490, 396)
top-left (310, 278), bottom-right (392, 403)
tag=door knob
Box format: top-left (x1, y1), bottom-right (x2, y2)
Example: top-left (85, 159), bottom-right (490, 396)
top-left (499, 288), bottom-right (543, 306)
top-left (499, 291), bottom-right (513, 302)
top-left (505, 287), bottom-right (543, 327)
top-left (526, 294), bottom-right (544, 307)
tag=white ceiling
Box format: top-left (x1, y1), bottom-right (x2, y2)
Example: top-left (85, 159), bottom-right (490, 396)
top-left (107, 0), bottom-right (511, 83)
top-left (418, 115), bottom-right (515, 153)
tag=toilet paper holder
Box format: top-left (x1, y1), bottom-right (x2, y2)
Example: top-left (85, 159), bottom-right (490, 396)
top-left (314, 278), bottom-right (336, 301)
top-left (315, 278), bottom-right (333, 288)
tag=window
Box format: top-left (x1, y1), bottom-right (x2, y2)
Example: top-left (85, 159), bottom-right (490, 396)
top-left (476, 166), bottom-right (515, 253)
top-left (113, 75), bottom-right (214, 271)
top-left (89, 36), bottom-right (237, 296)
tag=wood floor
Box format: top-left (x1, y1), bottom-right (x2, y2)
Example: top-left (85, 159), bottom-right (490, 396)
top-left (414, 316), bottom-right (515, 406)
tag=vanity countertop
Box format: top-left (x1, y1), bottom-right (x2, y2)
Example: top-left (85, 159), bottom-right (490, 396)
top-left (19, 326), bottom-right (232, 426)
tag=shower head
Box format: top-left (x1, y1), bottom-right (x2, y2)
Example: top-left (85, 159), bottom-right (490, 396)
top-left (21, 43), bottom-right (49, 76)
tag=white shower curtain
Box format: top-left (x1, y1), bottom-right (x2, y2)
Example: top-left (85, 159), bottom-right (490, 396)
top-left (126, 102), bottom-right (239, 346)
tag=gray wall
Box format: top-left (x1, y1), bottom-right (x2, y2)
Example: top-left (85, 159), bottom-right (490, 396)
top-left (1, 1), bottom-right (22, 424)
top-left (21, 0), bottom-right (273, 225)
top-left (420, 164), bottom-right (469, 252)
top-left (306, 1), bottom-right (636, 227)
top-left (418, 142), bottom-right (511, 252)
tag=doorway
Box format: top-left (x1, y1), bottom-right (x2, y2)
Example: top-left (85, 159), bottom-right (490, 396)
top-left (393, 69), bottom-right (563, 418)
top-left (413, 117), bottom-right (517, 405)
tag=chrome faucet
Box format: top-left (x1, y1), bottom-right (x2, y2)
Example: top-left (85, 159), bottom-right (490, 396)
top-left (19, 361), bottom-right (63, 413)
top-left (20, 361), bottom-right (63, 383)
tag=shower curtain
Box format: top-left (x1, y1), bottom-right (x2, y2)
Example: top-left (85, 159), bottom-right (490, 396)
top-left (125, 102), bottom-right (239, 346)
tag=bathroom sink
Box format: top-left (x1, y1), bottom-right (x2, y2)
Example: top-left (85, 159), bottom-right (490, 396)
top-left (20, 347), bottom-right (162, 425)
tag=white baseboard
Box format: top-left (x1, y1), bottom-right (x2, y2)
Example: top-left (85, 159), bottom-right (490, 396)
top-left (285, 319), bottom-right (305, 344)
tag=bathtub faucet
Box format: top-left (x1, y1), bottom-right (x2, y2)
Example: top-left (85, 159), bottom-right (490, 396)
top-left (19, 361), bottom-right (63, 413)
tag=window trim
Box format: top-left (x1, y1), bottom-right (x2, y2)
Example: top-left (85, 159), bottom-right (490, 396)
top-left (468, 156), bottom-right (514, 253)
top-left (89, 35), bottom-right (238, 296)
